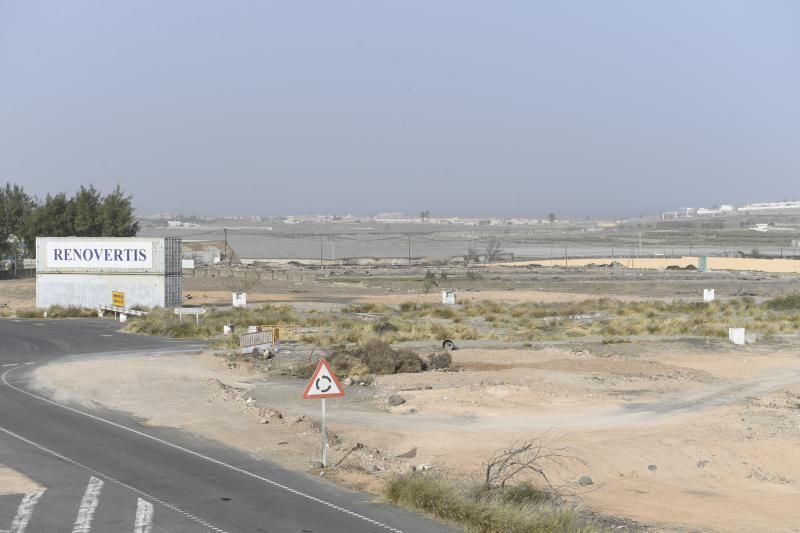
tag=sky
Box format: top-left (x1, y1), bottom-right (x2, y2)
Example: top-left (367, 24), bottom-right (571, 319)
top-left (1, 1), bottom-right (798, 218)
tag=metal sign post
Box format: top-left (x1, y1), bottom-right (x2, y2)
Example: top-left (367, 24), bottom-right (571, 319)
top-left (302, 358), bottom-right (345, 468)
top-left (321, 398), bottom-right (327, 467)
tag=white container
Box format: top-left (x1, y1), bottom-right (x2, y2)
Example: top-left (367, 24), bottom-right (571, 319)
top-left (36, 237), bottom-right (181, 275)
top-left (119, 313), bottom-right (127, 323)
top-left (703, 289), bottom-right (715, 302)
top-left (232, 292), bottom-right (247, 307)
top-left (35, 237), bottom-right (182, 309)
top-left (729, 327), bottom-right (745, 345)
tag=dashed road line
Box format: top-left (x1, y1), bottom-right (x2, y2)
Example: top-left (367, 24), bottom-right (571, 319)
top-left (1, 364), bottom-right (18, 367)
top-left (2, 366), bottom-right (406, 532)
top-left (72, 476), bottom-right (103, 533)
top-left (0, 425), bottom-right (228, 533)
top-left (23, 362), bottom-right (34, 366)
top-left (134, 498), bottom-right (153, 533)
top-left (0, 489), bottom-right (46, 533)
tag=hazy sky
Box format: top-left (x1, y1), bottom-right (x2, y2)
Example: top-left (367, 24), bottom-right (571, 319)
top-left (1, 2), bottom-right (798, 218)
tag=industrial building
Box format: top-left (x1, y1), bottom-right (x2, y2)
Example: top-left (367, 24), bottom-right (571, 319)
top-left (35, 237), bottom-right (182, 309)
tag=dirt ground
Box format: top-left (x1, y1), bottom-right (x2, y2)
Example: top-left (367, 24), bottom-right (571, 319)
top-left (32, 337), bottom-right (800, 533)
top-left (0, 278), bottom-right (36, 312)
top-left (0, 464), bottom-right (42, 496)
top-left (10, 267), bottom-right (800, 531)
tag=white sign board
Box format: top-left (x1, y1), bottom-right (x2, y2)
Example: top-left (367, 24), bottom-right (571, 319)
top-left (703, 289), bottom-right (715, 302)
top-left (173, 307), bottom-right (206, 315)
top-left (232, 292), bottom-right (247, 307)
top-left (441, 290), bottom-right (456, 305)
top-left (729, 327), bottom-right (745, 345)
top-left (47, 241), bottom-right (153, 269)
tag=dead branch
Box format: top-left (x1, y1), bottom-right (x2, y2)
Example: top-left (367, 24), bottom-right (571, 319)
top-left (483, 432), bottom-right (586, 493)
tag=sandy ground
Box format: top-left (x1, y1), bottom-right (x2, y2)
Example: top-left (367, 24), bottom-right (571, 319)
top-left (0, 278), bottom-right (35, 312)
top-left (183, 288), bottom-right (640, 307)
top-left (499, 256), bottom-right (800, 273)
top-left (32, 341), bottom-right (800, 532)
top-left (0, 464), bottom-right (42, 496)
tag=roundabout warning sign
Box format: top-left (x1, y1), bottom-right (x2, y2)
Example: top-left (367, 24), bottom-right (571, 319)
top-left (303, 358), bottom-right (345, 399)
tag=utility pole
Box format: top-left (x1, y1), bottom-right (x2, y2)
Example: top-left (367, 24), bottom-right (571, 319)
top-left (408, 235), bottom-right (411, 265)
top-left (223, 228), bottom-right (228, 264)
top-left (320, 235), bottom-right (324, 269)
top-left (331, 235), bottom-right (336, 264)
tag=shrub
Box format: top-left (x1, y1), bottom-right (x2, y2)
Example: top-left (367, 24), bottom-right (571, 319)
top-left (373, 320), bottom-right (398, 335)
top-left (384, 475), bottom-right (594, 533)
top-left (354, 339), bottom-right (424, 374)
top-left (766, 294), bottom-right (800, 311)
top-left (47, 305), bottom-right (97, 318)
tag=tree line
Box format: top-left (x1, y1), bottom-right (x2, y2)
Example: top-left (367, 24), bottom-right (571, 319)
top-left (0, 183), bottom-right (139, 258)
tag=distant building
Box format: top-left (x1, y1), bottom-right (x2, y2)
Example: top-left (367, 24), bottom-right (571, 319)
top-left (741, 201), bottom-right (800, 211)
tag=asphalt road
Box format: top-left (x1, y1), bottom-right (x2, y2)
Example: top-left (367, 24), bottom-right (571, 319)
top-left (0, 319), bottom-right (456, 532)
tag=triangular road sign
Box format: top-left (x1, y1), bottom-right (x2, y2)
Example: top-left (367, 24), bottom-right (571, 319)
top-left (303, 358), bottom-right (345, 399)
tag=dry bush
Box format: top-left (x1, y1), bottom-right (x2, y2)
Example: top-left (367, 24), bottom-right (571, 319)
top-left (484, 434), bottom-right (584, 494)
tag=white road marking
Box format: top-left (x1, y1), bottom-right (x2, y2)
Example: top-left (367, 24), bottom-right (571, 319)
top-left (23, 362), bottom-right (34, 366)
top-left (99, 335), bottom-right (113, 337)
top-left (0, 489), bottom-right (46, 533)
top-left (0, 426), bottom-right (228, 533)
top-left (1, 364), bottom-right (17, 367)
top-left (72, 476), bottom-right (103, 533)
top-left (1, 367), bottom-right (406, 533)
top-left (134, 498), bottom-right (153, 533)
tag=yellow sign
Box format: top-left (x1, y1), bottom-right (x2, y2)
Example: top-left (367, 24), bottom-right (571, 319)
top-left (112, 291), bottom-right (125, 308)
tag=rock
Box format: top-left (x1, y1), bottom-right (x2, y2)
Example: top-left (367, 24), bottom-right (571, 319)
top-left (697, 460), bottom-right (710, 469)
top-left (417, 463), bottom-right (433, 472)
top-left (259, 418), bottom-right (269, 424)
top-left (388, 394), bottom-right (406, 407)
top-left (396, 447), bottom-right (418, 459)
top-left (578, 475), bottom-right (594, 486)
top-left (648, 464), bottom-right (658, 472)
top-left (428, 352), bottom-right (452, 370)
top-left (343, 377), bottom-right (353, 386)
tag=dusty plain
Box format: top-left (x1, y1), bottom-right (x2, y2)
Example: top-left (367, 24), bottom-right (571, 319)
top-left (9, 264), bottom-right (800, 531)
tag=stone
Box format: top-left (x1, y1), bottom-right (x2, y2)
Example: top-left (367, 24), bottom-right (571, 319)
top-left (578, 475), bottom-right (594, 486)
top-left (648, 464), bottom-right (658, 472)
top-left (387, 394), bottom-right (406, 406)
top-left (396, 447), bottom-right (418, 459)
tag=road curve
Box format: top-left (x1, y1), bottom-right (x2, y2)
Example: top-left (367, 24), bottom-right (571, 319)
top-left (0, 318), bottom-right (456, 533)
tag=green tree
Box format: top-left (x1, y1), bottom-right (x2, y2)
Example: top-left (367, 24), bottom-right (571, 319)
top-left (423, 269), bottom-right (439, 293)
top-left (21, 193), bottom-right (75, 251)
top-left (548, 213), bottom-right (556, 224)
top-left (71, 185), bottom-right (102, 236)
top-left (100, 185), bottom-right (139, 236)
top-left (0, 183), bottom-right (35, 257)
